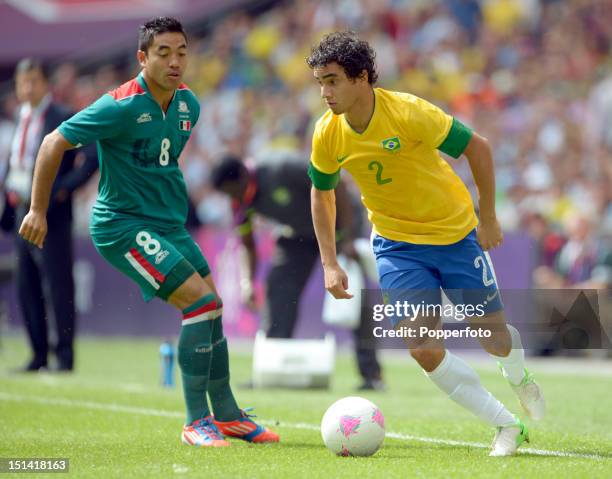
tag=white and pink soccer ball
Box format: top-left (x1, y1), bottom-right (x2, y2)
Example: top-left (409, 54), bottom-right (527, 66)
top-left (321, 396), bottom-right (385, 457)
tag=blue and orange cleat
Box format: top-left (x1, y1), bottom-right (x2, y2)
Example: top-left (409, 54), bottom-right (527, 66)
top-left (213, 409), bottom-right (280, 443)
top-left (181, 416), bottom-right (230, 447)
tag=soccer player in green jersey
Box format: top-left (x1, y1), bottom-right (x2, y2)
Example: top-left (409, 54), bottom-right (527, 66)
top-left (19, 17), bottom-right (278, 447)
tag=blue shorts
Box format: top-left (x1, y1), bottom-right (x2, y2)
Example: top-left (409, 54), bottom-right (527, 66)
top-left (372, 229), bottom-right (503, 326)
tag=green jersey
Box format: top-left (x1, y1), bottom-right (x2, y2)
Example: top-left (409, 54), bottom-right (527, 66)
top-left (58, 72), bottom-right (200, 234)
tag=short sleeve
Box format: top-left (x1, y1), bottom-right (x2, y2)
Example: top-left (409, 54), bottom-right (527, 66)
top-left (438, 118), bottom-right (473, 158)
top-left (58, 94), bottom-right (122, 147)
top-left (406, 97), bottom-right (453, 147)
top-left (406, 96), bottom-right (473, 158)
top-left (309, 120), bottom-right (340, 190)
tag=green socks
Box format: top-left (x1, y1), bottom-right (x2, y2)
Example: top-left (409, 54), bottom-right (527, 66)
top-left (208, 305), bottom-right (241, 422)
top-left (178, 294), bottom-right (218, 425)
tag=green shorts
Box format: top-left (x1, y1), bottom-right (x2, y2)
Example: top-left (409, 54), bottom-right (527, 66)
top-left (92, 225), bottom-right (211, 302)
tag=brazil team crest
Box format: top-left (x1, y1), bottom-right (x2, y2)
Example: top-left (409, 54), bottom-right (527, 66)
top-left (382, 136), bottom-right (401, 152)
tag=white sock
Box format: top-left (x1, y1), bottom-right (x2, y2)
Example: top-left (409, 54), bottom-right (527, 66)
top-left (426, 351), bottom-right (516, 427)
top-left (494, 325), bottom-right (526, 385)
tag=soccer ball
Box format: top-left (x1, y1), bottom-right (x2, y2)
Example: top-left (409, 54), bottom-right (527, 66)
top-left (321, 396), bottom-right (385, 457)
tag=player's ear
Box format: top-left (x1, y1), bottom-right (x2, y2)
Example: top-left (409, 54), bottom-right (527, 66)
top-left (137, 50), bottom-right (147, 68)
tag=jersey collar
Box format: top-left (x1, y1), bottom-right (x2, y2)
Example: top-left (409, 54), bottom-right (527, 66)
top-left (136, 71), bottom-right (149, 94)
top-left (137, 71), bottom-right (177, 116)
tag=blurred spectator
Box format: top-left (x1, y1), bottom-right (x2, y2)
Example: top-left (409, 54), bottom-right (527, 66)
top-left (523, 212), bottom-right (565, 268)
top-left (533, 214), bottom-right (611, 290)
top-left (4, 58), bottom-right (97, 372)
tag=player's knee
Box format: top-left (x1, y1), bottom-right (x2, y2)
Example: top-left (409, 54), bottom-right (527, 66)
top-left (410, 348), bottom-right (445, 372)
top-left (182, 278), bottom-right (210, 305)
top-left (169, 273), bottom-right (213, 310)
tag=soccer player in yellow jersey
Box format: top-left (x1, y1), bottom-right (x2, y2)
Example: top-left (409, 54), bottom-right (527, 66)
top-left (307, 32), bottom-right (545, 456)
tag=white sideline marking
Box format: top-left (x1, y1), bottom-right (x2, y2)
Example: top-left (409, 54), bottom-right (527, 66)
top-left (0, 392), bottom-right (606, 460)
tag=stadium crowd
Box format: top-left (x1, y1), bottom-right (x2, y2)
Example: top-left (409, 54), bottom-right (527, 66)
top-left (1, 0), bottom-right (610, 288)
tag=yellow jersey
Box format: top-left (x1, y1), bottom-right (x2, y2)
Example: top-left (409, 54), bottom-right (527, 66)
top-left (309, 88), bottom-right (478, 245)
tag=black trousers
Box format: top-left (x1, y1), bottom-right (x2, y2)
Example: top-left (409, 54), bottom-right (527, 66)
top-left (15, 211), bottom-right (75, 368)
top-left (264, 236), bottom-right (381, 382)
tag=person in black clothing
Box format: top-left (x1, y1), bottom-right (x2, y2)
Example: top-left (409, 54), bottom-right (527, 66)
top-left (211, 154), bottom-right (383, 390)
top-left (4, 58), bottom-right (98, 371)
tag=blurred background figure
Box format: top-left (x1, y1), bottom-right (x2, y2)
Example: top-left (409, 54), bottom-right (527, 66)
top-left (211, 154), bottom-right (384, 389)
top-left (3, 58), bottom-right (97, 372)
top-left (533, 214), bottom-right (611, 290)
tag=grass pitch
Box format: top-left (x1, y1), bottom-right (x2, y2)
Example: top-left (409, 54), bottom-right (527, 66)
top-left (1, 335), bottom-right (611, 478)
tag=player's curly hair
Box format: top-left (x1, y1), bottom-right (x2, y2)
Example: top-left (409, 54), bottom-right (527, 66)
top-left (138, 17), bottom-right (187, 53)
top-left (306, 31), bottom-right (378, 85)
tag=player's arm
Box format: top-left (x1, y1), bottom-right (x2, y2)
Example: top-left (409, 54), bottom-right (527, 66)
top-left (309, 120), bottom-right (352, 299)
top-left (237, 214), bottom-right (258, 308)
top-left (311, 186), bottom-right (337, 267)
top-left (334, 179), bottom-right (358, 260)
top-left (52, 143), bottom-right (98, 202)
top-left (240, 226), bottom-right (257, 282)
top-left (310, 166), bottom-right (353, 300)
top-left (311, 186), bottom-right (353, 299)
top-left (463, 132), bottom-right (502, 251)
top-left (409, 97), bottom-right (503, 251)
top-left (20, 93), bottom-right (121, 248)
top-left (18, 130), bottom-right (75, 248)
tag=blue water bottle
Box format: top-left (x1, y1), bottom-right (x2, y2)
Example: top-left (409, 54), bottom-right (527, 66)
top-left (160, 340), bottom-right (175, 387)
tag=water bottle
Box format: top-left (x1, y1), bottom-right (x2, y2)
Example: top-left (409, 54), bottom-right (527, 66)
top-left (160, 340), bottom-right (175, 387)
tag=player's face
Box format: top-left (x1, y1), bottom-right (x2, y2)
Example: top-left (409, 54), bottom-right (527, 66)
top-left (15, 68), bottom-right (48, 107)
top-left (313, 62), bottom-right (366, 115)
top-left (139, 32), bottom-right (187, 91)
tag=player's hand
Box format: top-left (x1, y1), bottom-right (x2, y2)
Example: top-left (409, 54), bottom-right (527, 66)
top-left (18, 209), bottom-right (47, 249)
top-left (477, 217), bottom-right (503, 251)
top-left (323, 263), bottom-right (353, 299)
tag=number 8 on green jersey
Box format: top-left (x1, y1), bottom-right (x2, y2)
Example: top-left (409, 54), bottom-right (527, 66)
top-left (57, 73), bottom-right (208, 301)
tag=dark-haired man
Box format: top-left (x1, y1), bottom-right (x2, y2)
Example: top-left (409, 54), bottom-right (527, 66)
top-left (19, 17), bottom-right (278, 448)
top-left (211, 155), bottom-right (384, 390)
top-left (7, 58), bottom-right (97, 372)
top-left (307, 31), bottom-right (544, 456)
